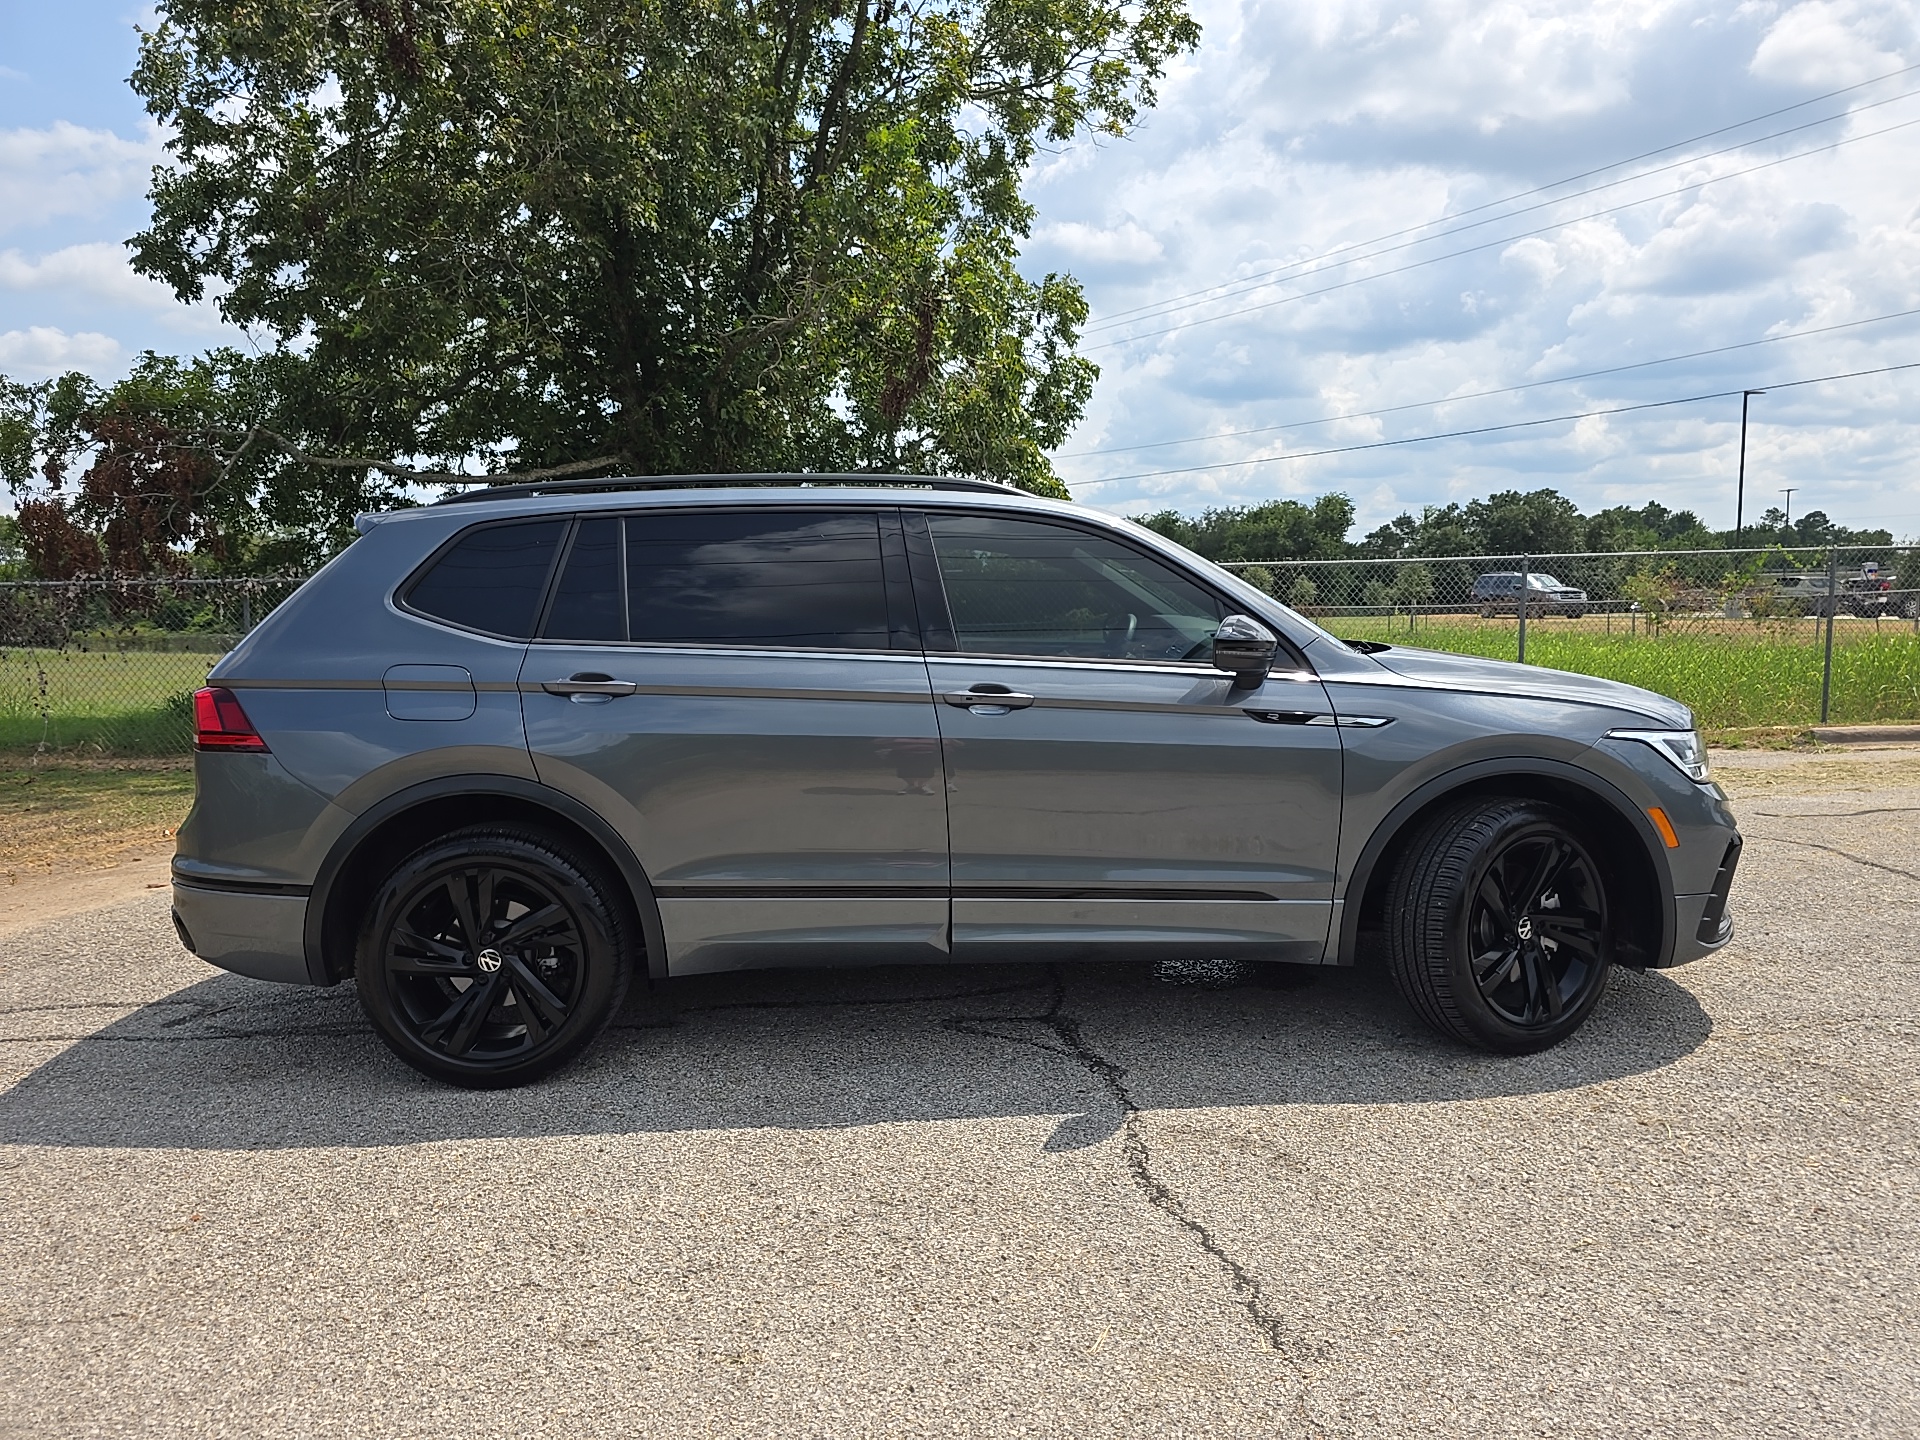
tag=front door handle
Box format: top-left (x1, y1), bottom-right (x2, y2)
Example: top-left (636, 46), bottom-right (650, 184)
top-left (542, 673), bottom-right (639, 697)
top-left (943, 685), bottom-right (1036, 713)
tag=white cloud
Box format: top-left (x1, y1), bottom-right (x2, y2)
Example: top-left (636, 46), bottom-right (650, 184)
top-left (1033, 219), bottom-right (1167, 267)
top-left (1751, 1), bottom-right (1917, 88)
top-left (1033, 0), bottom-right (1920, 536)
top-left (0, 121), bottom-right (162, 235)
top-left (0, 240), bottom-right (223, 328)
top-left (0, 325), bottom-right (124, 379)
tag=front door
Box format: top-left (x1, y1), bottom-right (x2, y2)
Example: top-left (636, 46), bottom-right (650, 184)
top-left (522, 507), bottom-right (948, 972)
top-left (912, 510), bottom-right (1343, 961)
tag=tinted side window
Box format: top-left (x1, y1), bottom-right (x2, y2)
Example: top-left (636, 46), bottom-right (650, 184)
top-left (407, 519), bottom-right (566, 638)
top-left (927, 514), bottom-right (1226, 661)
top-left (544, 518), bottom-right (625, 641)
top-left (624, 511), bottom-right (890, 650)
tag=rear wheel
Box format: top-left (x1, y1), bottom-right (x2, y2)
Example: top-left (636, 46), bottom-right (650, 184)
top-left (355, 825), bottom-right (635, 1087)
top-left (1384, 799), bottom-right (1613, 1053)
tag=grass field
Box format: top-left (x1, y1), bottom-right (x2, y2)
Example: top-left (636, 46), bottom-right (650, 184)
top-left (1328, 614), bottom-right (1920, 728)
top-left (0, 648), bottom-right (214, 755)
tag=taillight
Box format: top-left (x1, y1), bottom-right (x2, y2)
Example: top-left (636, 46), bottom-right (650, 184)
top-left (193, 686), bottom-right (269, 752)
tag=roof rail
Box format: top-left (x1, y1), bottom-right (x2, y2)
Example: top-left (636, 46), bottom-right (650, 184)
top-left (432, 472), bottom-right (1018, 505)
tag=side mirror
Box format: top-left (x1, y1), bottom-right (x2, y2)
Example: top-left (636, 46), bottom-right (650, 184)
top-left (1211, 614), bottom-right (1278, 682)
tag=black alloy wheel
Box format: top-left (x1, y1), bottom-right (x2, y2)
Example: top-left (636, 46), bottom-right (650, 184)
top-left (356, 826), bottom-right (634, 1087)
top-left (1384, 799), bottom-right (1615, 1053)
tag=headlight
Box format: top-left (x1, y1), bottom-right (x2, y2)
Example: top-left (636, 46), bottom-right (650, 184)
top-left (1610, 728), bottom-right (1710, 782)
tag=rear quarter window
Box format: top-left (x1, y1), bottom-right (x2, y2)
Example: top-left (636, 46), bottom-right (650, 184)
top-left (405, 519), bottom-right (567, 638)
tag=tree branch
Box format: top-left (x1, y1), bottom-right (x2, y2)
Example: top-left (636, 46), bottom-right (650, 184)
top-left (243, 428), bottom-right (621, 484)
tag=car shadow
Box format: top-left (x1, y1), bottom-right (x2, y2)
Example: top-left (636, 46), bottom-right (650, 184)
top-left (0, 960), bottom-right (1712, 1151)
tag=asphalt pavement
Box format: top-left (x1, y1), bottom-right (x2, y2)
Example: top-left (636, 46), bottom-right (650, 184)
top-left (1, 766), bottom-right (1916, 1438)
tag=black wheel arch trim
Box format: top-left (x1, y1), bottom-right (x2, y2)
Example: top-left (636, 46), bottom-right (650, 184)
top-left (1335, 755), bottom-right (1675, 970)
top-left (303, 774), bottom-right (667, 986)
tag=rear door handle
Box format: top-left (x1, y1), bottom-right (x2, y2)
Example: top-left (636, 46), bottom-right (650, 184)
top-left (542, 673), bottom-right (639, 697)
top-left (943, 685), bottom-right (1035, 713)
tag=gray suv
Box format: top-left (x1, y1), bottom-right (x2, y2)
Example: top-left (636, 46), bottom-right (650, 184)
top-left (1472, 571), bottom-right (1590, 617)
top-left (172, 476), bottom-right (1740, 1087)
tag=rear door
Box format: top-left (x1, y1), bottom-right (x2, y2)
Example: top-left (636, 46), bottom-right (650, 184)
top-left (910, 510), bottom-right (1344, 961)
top-left (522, 507), bottom-right (948, 973)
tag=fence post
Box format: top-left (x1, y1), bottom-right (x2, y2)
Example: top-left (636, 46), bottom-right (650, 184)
top-left (1819, 550), bottom-right (1838, 724)
top-left (1517, 554), bottom-right (1529, 664)
top-left (241, 584), bottom-right (252, 633)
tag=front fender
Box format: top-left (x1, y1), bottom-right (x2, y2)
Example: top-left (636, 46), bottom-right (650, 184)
top-left (1332, 754), bottom-right (1676, 970)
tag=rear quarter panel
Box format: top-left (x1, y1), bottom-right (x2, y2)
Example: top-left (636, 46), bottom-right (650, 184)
top-left (206, 515), bottom-right (536, 817)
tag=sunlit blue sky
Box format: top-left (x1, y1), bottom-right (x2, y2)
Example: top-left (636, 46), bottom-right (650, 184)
top-left (3, 1), bottom-right (1918, 538)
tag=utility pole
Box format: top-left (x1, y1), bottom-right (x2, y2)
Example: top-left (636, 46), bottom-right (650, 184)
top-left (1780, 486), bottom-right (1798, 529)
top-left (1736, 389), bottom-right (1765, 538)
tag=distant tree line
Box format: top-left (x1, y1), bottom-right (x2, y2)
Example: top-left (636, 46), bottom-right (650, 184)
top-left (1132, 488), bottom-right (1895, 564)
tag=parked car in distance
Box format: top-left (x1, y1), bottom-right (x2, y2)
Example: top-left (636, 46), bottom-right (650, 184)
top-left (1472, 571), bottom-right (1590, 618)
top-left (1767, 569), bottom-right (1904, 618)
top-left (172, 475), bottom-right (1740, 1088)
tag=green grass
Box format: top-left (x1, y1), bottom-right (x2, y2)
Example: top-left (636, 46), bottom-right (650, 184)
top-left (1328, 615), bottom-right (1920, 728)
top-left (0, 648), bottom-right (214, 756)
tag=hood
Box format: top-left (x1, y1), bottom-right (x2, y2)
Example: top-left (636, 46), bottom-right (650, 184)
top-left (1361, 645), bottom-right (1693, 727)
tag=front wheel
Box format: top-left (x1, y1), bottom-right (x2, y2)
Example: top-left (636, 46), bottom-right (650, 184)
top-left (355, 825), bottom-right (636, 1087)
top-left (1383, 799), bottom-right (1613, 1053)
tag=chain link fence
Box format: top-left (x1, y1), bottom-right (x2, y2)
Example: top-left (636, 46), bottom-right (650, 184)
top-left (1225, 545), bottom-right (1920, 729)
top-left (2, 546), bottom-right (1915, 754)
top-left (0, 579), bottom-right (307, 757)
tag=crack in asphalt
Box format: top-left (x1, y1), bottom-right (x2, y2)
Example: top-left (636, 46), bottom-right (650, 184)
top-left (1746, 806), bottom-right (1920, 818)
top-left (1745, 831), bottom-right (1920, 883)
top-left (943, 969), bottom-right (1298, 1359)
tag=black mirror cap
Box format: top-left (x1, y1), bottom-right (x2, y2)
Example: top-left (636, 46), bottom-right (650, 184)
top-left (1211, 613), bottom-right (1278, 681)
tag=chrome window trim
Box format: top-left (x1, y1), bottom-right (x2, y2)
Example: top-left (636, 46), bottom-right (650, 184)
top-left (523, 639), bottom-right (934, 666)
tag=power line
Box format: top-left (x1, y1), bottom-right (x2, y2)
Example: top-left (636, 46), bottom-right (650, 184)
top-left (1074, 360), bottom-right (1920, 487)
top-left (1087, 83), bottom-right (1920, 334)
top-left (1084, 115), bottom-right (1920, 352)
top-left (1058, 306), bottom-right (1920, 458)
top-left (1098, 58), bottom-right (1920, 330)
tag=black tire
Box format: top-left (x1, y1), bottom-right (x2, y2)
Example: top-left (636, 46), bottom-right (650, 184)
top-left (355, 825), bottom-right (636, 1088)
top-left (1383, 799), bottom-right (1613, 1053)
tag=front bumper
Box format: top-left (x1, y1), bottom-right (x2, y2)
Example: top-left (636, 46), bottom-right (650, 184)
top-left (1655, 833), bottom-right (1742, 968)
top-left (171, 881), bottom-right (314, 986)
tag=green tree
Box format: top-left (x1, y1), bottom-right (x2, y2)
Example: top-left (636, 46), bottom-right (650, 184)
top-left (1391, 563), bottom-right (1434, 609)
top-left (1133, 494), bottom-right (1354, 560)
top-left (1462, 489), bottom-right (1584, 556)
top-left (0, 351), bottom-right (358, 575)
top-left (128, 0), bottom-right (1200, 497)
top-left (1358, 503), bottom-right (1474, 558)
top-left (1584, 501), bottom-right (1711, 552)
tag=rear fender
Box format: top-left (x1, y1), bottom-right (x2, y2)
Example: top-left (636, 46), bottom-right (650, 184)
top-left (304, 774), bottom-right (667, 985)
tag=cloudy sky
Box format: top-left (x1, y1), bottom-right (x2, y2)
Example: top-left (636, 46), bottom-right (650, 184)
top-left (3, 2), bottom-right (1918, 538)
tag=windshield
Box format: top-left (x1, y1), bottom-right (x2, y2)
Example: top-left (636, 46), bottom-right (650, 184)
top-left (1529, 574), bottom-right (1567, 588)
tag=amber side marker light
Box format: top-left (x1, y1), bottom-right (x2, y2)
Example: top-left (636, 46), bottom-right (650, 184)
top-left (1647, 807), bottom-right (1680, 849)
top-left (193, 686), bottom-right (269, 752)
